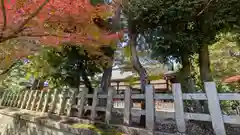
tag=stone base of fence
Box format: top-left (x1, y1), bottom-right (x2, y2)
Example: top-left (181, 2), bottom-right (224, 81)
top-left (0, 107), bottom-right (175, 135)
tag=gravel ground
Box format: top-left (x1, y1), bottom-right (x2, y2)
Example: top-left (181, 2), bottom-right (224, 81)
top-left (156, 120), bottom-right (240, 135)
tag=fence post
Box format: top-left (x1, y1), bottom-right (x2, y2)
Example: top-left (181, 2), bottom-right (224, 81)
top-left (6, 92), bottom-right (13, 106)
top-left (5, 92), bottom-right (12, 106)
top-left (21, 90), bottom-right (29, 109)
top-left (78, 88), bottom-right (88, 118)
top-left (172, 83), bottom-right (186, 133)
top-left (124, 87), bottom-right (132, 125)
top-left (58, 89), bottom-right (68, 115)
top-left (49, 89), bottom-right (59, 113)
top-left (105, 87), bottom-right (114, 124)
top-left (42, 90), bottom-right (51, 113)
top-left (204, 82), bottom-right (226, 135)
top-left (145, 85), bottom-right (155, 131)
top-left (17, 91), bottom-right (24, 108)
top-left (36, 91), bottom-right (45, 111)
top-left (13, 91), bottom-right (21, 107)
top-left (0, 91), bottom-right (8, 106)
top-left (9, 92), bottom-right (15, 107)
top-left (67, 88), bottom-right (78, 116)
top-left (26, 90), bottom-right (34, 109)
top-left (91, 88), bottom-right (99, 121)
top-left (31, 90), bottom-right (39, 111)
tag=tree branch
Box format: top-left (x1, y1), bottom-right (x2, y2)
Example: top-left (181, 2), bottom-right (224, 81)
top-left (0, 59), bottom-right (20, 76)
top-left (0, 0), bottom-right (7, 36)
top-left (0, 0), bottom-right (49, 43)
top-left (15, 0), bottom-right (49, 34)
top-left (197, 0), bottom-right (213, 16)
top-left (0, 32), bottom-right (58, 43)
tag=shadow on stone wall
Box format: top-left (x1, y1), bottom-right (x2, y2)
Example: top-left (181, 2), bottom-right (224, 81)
top-left (0, 112), bottom-right (97, 135)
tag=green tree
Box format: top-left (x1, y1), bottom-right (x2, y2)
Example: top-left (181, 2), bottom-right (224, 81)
top-left (127, 0), bottom-right (240, 113)
top-left (210, 34), bottom-right (240, 88)
top-left (128, 0), bottom-right (240, 84)
top-left (0, 60), bottom-right (29, 92)
top-left (24, 44), bottom-right (110, 93)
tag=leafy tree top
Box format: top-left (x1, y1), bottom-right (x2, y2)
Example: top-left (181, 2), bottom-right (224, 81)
top-left (126, 0), bottom-right (240, 63)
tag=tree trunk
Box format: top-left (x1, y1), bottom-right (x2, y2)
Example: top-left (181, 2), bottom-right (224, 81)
top-left (179, 53), bottom-right (201, 112)
top-left (199, 44), bottom-right (212, 113)
top-left (179, 53), bottom-right (192, 93)
top-left (100, 67), bottom-right (112, 92)
top-left (99, 3), bottom-right (121, 92)
top-left (129, 32), bottom-right (147, 127)
top-left (97, 2), bottom-right (121, 117)
top-left (199, 44), bottom-right (213, 82)
top-left (82, 70), bottom-right (93, 94)
top-left (129, 33), bottom-right (147, 93)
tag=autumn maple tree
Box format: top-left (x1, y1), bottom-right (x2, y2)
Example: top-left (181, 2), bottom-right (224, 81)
top-left (0, 0), bottom-right (123, 50)
top-left (0, 0), bottom-right (123, 73)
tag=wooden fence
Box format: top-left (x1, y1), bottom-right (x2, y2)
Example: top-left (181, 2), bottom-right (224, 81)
top-left (0, 82), bottom-right (240, 135)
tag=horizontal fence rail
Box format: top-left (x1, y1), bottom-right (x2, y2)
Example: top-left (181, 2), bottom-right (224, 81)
top-left (0, 82), bottom-right (239, 135)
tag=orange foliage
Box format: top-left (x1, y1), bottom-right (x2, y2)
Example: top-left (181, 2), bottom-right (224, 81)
top-left (0, 0), bottom-right (123, 47)
top-left (223, 75), bottom-right (240, 83)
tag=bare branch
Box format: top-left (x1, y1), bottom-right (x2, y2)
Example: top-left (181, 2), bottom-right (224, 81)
top-left (1, 0), bottom-right (49, 42)
top-left (0, 0), bottom-right (7, 35)
top-left (0, 32), bottom-right (55, 43)
top-left (197, 0), bottom-right (213, 16)
top-left (0, 60), bottom-right (19, 76)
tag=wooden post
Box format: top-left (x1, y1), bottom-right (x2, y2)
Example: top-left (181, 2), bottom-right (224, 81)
top-left (5, 91), bottom-right (12, 106)
top-left (90, 88), bottom-right (99, 121)
top-left (0, 91), bottom-right (8, 106)
top-left (36, 91), bottom-right (45, 111)
top-left (17, 91), bottom-right (25, 108)
top-left (145, 85), bottom-right (155, 131)
top-left (49, 89), bottom-right (59, 113)
top-left (172, 83), bottom-right (186, 133)
top-left (21, 90), bottom-right (30, 109)
top-left (105, 87), bottom-right (114, 124)
top-left (5, 92), bottom-right (12, 106)
top-left (13, 91), bottom-right (22, 107)
top-left (8, 92), bottom-right (15, 107)
top-left (31, 90), bottom-right (39, 111)
top-left (67, 88), bottom-right (78, 116)
top-left (42, 90), bottom-right (51, 113)
top-left (26, 90), bottom-right (34, 110)
top-left (9, 92), bottom-right (15, 107)
top-left (58, 89), bottom-right (67, 115)
top-left (204, 82), bottom-right (226, 135)
top-left (78, 88), bottom-right (88, 118)
top-left (124, 87), bottom-right (132, 125)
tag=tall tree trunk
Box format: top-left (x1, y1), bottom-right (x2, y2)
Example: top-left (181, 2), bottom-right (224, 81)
top-left (100, 67), bottom-right (112, 92)
top-left (179, 53), bottom-right (192, 93)
top-left (100, 3), bottom-right (121, 91)
top-left (97, 4), bottom-right (121, 117)
top-left (179, 53), bottom-right (201, 112)
top-left (199, 44), bottom-right (213, 82)
top-left (129, 32), bottom-right (147, 127)
top-left (129, 33), bottom-right (147, 93)
top-left (199, 44), bottom-right (212, 113)
top-left (82, 70), bottom-right (93, 94)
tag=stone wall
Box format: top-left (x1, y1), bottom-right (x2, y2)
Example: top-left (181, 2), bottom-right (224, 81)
top-left (0, 107), bottom-right (170, 135)
top-left (0, 107), bottom-right (98, 135)
top-left (0, 114), bottom-right (96, 135)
